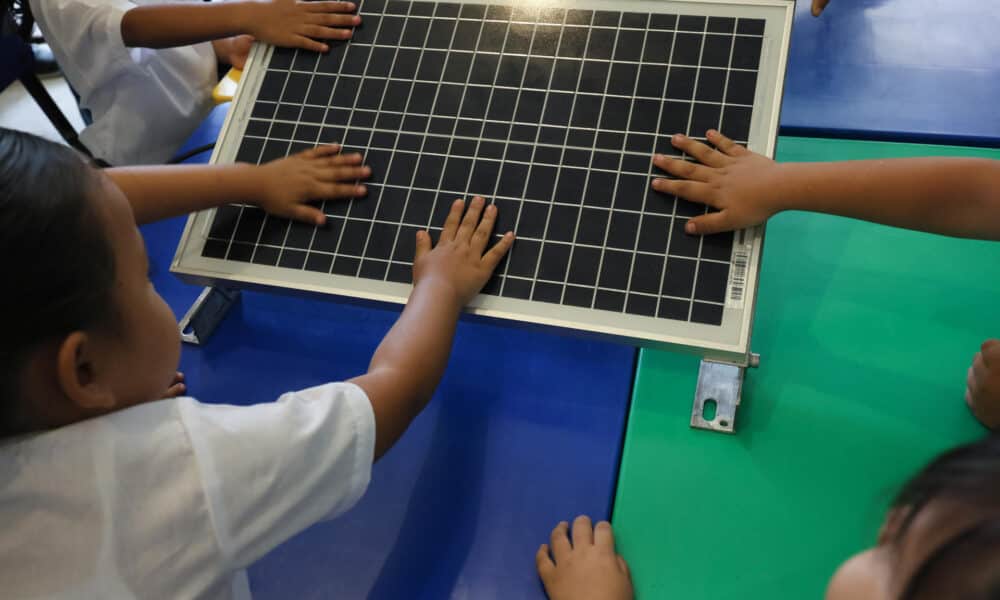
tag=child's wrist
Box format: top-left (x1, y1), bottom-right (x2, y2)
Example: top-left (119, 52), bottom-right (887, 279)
top-left (766, 163), bottom-right (801, 214)
top-left (412, 275), bottom-right (466, 312)
top-left (227, 162), bottom-right (268, 205)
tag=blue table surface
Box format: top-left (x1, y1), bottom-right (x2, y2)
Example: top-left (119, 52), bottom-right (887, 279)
top-left (147, 106), bottom-right (636, 599)
top-left (782, 0), bottom-right (1000, 147)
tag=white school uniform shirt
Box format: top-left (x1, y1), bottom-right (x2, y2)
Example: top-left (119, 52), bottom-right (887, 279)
top-left (0, 382), bottom-right (375, 599)
top-left (29, 0), bottom-right (218, 165)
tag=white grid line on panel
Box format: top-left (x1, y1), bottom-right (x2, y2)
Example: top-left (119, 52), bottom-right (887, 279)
top-left (379, 0), bottom-right (465, 279)
top-left (651, 18), bottom-right (684, 318)
top-left (586, 9), bottom-right (631, 313)
top-left (683, 17), bottom-right (710, 321)
top-left (261, 67), bottom-right (759, 103)
top-left (353, 12), bottom-right (412, 278)
top-left (494, 13), bottom-right (542, 297)
top-left (523, 9), bottom-right (571, 302)
top-left (240, 130), bottom-right (749, 166)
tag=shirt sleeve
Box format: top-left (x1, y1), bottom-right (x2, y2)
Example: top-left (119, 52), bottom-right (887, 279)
top-left (176, 382), bottom-right (376, 570)
top-left (29, 0), bottom-right (139, 87)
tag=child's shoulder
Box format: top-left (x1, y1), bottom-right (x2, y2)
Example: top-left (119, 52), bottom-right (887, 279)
top-left (0, 396), bottom-right (229, 598)
top-left (3, 396), bottom-right (196, 466)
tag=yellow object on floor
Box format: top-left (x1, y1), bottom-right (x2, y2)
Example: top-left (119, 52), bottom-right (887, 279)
top-left (212, 68), bottom-right (242, 104)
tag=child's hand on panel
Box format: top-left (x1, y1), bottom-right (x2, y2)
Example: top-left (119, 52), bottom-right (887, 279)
top-left (246, 0), bottom-right (361, 53)
top-left (254, 145), bottom-right (370, 225)
top-left (651, 130), bottom-right (784, 235)
top-left (413, 197), bottom-right (514, 307)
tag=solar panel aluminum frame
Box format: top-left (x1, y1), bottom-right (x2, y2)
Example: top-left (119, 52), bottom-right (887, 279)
top-left (171, 0), bottom-right (794, 366)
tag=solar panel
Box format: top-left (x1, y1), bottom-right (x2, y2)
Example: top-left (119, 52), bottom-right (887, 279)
top-left (172, 0), bottom-right (794, 363)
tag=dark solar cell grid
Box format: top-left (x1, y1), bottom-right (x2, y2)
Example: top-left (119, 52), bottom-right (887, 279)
top-left (203, 0), bottom-right (766, 325)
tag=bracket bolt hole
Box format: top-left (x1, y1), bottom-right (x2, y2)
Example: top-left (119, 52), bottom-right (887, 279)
top-left (703, 399), bottom-right (717, 421)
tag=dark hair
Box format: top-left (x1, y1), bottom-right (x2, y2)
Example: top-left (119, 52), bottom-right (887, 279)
top-left (893, 435), bottom-right (1000, 599)
top-left (0, 128), bottom-right (116, 435)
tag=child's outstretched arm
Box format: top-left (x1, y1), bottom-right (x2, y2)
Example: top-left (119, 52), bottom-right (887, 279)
top-left (349, 198), bottom-right (514, 459)
top-left (106, 145), bottom-right (369, 225)
top-left (158, 199), bottom-right (511, 571)
top-left (653, 130), bottom-right (1000, 240)
top-left (121, 0), bottom-right (359, 52)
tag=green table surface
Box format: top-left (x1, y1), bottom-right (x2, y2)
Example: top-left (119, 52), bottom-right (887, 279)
top-left (612, 137), bottom-right (1000, 599)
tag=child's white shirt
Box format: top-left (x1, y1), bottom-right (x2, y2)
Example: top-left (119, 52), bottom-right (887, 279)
top-left (0, 382), bottom-right (375, 599)
top-left (29, 0), bottom-right (219, 165)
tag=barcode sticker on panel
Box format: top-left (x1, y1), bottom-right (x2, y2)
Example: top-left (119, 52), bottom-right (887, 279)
top-left (726, 229), bottom-right (751, 309)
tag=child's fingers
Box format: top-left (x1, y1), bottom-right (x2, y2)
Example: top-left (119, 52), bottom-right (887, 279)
top-left (414, 230), bottom-right (431, 260)
top-left (456, 196), bottom-right (485, 242)
top-left (290, 34), bottom-right (329, 53)
top-left (617, 555), bottom-right (632, 579)
top-left (974, 351), bottom-right (987, 377)
top-left (812, 0), bottom-right (831, 16)
top-left (292, 144), bottom-right (341, 161)
top-left (482, 232), bottom-right (514, 271)
top-left (706, 129), bottom-right (748, 157)
top-left (550, 521), bottom-right (572, 562)
top-left (328, 153), bottom-right (365, 167)
top-left (655, 155), bottom-right (715, 183)
top-left (651, 177), bottom-right (716, 206)
top-left (163, 382), bottom-right (186, 398)
top-left (685, 211), bottom-right (734, 236)
top-left (289, 204), bottom-right (327, 226)
top-left (300, 144), bottom-right (341, 159)
top-left (982, 339), bottom-right (1000, 365)
top-left (299, 24), bottom-right (354, 40)
top-left (308, 12), bottom-right (362, 27)
top-left (317, 182), bottom-right (367, 198)
top-left (651, 152), bottom-right (680, 172)
top-left (671, 133), bottom-right (727, 167)
top-left (471, 203), bottom-right (497, 253)
top-left (439, 199), bottom-right (465, 242)
top-left (318, 165), bottom-right (370, 182)
top-left (306, 1), bottom-right (357, 13)
top-left (594, 520), bottom-right (616, 552)
top-left (535, 544), bottom-right (556, 578)
top-left (572, 515), bottom-right (594, 546)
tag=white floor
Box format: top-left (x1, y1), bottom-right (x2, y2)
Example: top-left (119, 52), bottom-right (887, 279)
top-left (0, 75), bottom-right (85, 142)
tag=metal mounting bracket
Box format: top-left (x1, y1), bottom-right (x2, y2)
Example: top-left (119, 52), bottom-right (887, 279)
top-left (691, 353), bottom-right (760, 434)
top-left (178, 286), bottom-right (240, 346)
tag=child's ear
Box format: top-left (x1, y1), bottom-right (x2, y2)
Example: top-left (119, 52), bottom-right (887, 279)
top-left (55, 331), bottom-right (116, 410)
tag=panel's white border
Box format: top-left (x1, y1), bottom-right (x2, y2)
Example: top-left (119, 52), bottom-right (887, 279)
top-left (734, 0), bottom-right (794, 365)
top-left (173, 41), bottom-right (272, 253)
top-left (172, 0), bottom-right (794, 365)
